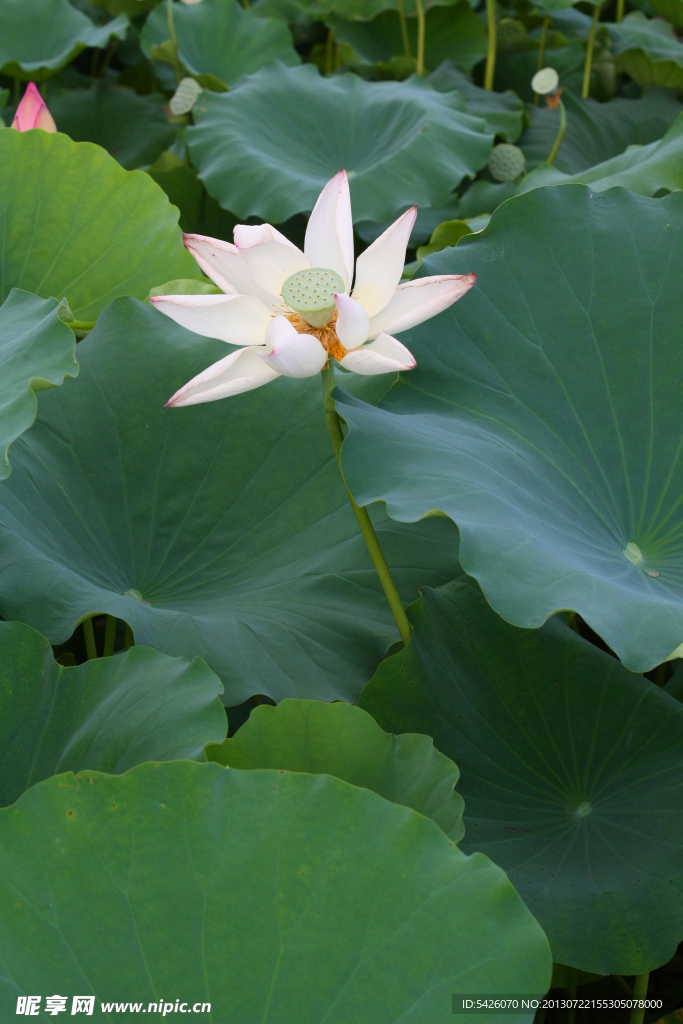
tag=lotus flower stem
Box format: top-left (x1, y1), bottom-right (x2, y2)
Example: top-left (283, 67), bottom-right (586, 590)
top-left (614, 976), bottom-right (634, 997)
top-left (99, 39), bottom-right (118, 78)
top-left (567, 968), bottom-right (578, 1024)
top-left (484, 0), bottom-right (497, 89)
top-left (414, 0), bottom-right (426, 74)
top-left (616, 0), bottom-right (624, 20)
top-left (103, 615), bottom-right (117, 657)
top-left (325, 28), bottom-right (336, 75)
top-left (321, 364), bottom-right (412, 647)
top-left (546, 97), bottom-right (566, 164)
top-left (83, 617), bottom-right (97, 660)
top-left (533, 16), bottom-right (550, 105)
top-left (124, 624), bottom-right (135, 651)
top-left (581, 3), bottom-right (601, 99)
top-left (166, 0), bottom-right (183, 84)
top-left (629, 974), bottom-right (649, 1024)
top-left (397, 0), bottom-right (411, 58)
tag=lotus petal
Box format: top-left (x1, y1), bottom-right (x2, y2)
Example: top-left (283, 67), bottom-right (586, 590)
top-left (339, 333), bottom-right (416, 375)
top-left (165, 345), bottom-right (279, 406)
top-left (368, 274), bottom-right (477, 338)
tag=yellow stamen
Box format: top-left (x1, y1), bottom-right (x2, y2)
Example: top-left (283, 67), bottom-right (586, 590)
top-left (280, 308), bottom-right (347, 363)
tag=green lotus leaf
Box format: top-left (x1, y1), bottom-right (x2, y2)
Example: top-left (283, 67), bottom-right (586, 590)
top-left (0, 761), bottom-right (551, 1017)
top-left (0, 297), bottom-right (461, 704)
top-left (0, 0), bottom-right (128, 80)
top-left (250, 0), bottom-right (318, 20)
top-left (429, 60), bottom-right (525, 141)
top-left (147, 153), bottom-right (238, 237)
top-left (0, 128), bottom-right (198, 320)
top-left (534, 0), bottom-right (584, 10)
top-left (87, 0), bottom-right (160, 14)
top-left (359, 577), bottom-right (683, 974)
top-left (460, 114), bottom-right (683, 219)
top-left (141, 0), bottom-right (300, 87)
top-left (319, 0), bottom-right (460, 20)
top-left (327, 3), bottom-right (487, 75)
top-left (609, 12), bottom-right (683, 89)
top-left (0, 623), bottom-right (226, 808)
top-left (188, 62), bottom-right (493, 223)
top-left (649, 0), bottom-right (683, 30)
top-left (0, 290), bottom-right (78, 481)
top-left (206, 698), bottom-right (465, 839)
top-left (48, 80), bottom-right (175, 170)
top-left (147, 279), bottom-right (221, 299)
top-left (355, 195), bottom-right (463, 247)
top-left (338, 186), bottom-right (683, 672)
top-left (415, 218), bottom-right (472, 267)
top-left (521, 88), bottom-right (683, 174)
top-left (494, 40), bottom-right (586, 102)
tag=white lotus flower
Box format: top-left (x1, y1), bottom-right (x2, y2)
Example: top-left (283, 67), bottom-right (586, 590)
top-left (152, 170), bottom-right (476, 406)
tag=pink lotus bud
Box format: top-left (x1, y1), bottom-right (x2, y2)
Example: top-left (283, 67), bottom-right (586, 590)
top-left (11, 82), bottom-right (57, 133)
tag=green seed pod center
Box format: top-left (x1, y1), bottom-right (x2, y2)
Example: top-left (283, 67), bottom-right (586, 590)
top-left (488, 143), bottom-right (526, 183)
top-left (282, 267), bottom-right (345, 327)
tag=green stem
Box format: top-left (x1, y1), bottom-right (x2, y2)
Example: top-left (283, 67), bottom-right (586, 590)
top-left (414, 0), bottom-right (426, 75)
top-left (83, 617), bottom-right (97, 661)
top-left (546, 97), bottom-right (566, 165)
top-left (397, 0), bottom-right (411, 58)
top-left (325, 27), bottom-right (335, 76)
top-left (103, 614), bottom-right (116, 658)
top-left (166, 0), bottom-right (183, 85)
top-left (616, 0), bottom-right (624, 20)
top-left (652, 662), bottom-right (668, 686)
top-left (484, 0), bottom-right (496, 89)
top-left (99, 38), bottom-right (118, 77)
top-left (566, 967), bottom-right (577, 1024)
top-left (533, 15), bottom-right (550, 105)
top-left (629, 973), bottom-right (649, 1024)
top-left (582, 3), bottom-right (601, 99)
top-left (321, 365), bottom-right (412, 647)
top-left (124, 624), bottom-right (135, 651)
top-left (614, 976), bottom-right (633, 997)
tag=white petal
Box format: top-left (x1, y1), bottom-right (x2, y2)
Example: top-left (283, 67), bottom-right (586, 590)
top-left (304, 170), bottom-right (354, 291)
top-left (182, 233), bottom-right (241, 294)
top-left (334, 293), bottom-right (370, 349)
top-left (166, 346), bottom-right (279, 407)
top-left (233, 223), bottom-right (299, 250)
top-left (260, 317), bottom-right (327, 378)
top-left (338, 333), bottom-right (416, 375)
top-left (368, 273), bottom-right (477, 338)
top-left (182, 233), bottom-right (280, 310)
top-left (352, 207), bottom-right (417, 317)
top-left (150, 294), bottom-right (271, 345)
top-left (236, 237), bottom-right (310, 299)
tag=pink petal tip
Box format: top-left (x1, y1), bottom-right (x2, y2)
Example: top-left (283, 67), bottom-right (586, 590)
top-left (12, 82), bottom-right (57, 133)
